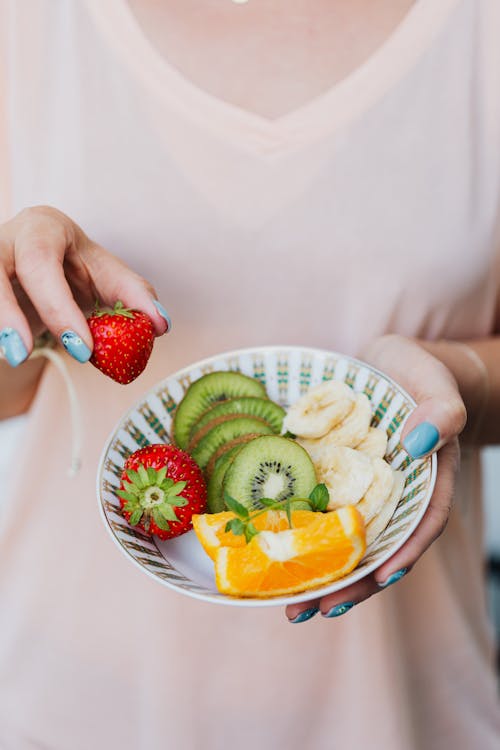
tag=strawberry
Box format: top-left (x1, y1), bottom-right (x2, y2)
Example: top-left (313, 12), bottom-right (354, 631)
top-left (117, 444), bottom-right (207, 540)
top-left (88, 300), bottom-right (155, 384)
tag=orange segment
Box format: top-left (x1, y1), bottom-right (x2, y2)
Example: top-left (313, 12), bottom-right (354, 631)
top-left (214, 506), bottom-right (366, 598)
top-left (192, 510), bottom-right (317, 560)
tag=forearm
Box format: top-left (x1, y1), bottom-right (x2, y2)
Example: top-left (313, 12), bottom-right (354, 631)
top-left (419, 337), bottom-right (500, 446)
top-left (0, 357), bottom-right (46, 419)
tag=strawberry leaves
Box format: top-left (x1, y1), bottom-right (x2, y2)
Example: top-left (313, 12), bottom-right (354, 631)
top-left (117, 467), bottom-right (189, 532)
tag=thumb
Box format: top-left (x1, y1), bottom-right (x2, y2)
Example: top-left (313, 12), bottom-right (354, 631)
top-left (401, 389), bottom-right (467, 459)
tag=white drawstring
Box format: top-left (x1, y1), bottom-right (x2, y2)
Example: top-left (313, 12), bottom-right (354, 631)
top-left (1, 346), bottom-right (83, 477)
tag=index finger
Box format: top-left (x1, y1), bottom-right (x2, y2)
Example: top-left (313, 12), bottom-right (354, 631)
top-left (14, 225), bottom-right (93, 359)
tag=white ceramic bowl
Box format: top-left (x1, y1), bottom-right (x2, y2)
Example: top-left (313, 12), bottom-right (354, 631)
top-left (97, 346), bottom-right (437, 607)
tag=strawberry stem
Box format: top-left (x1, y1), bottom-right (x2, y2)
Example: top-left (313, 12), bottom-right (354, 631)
top-left (92, 300), bottom-right (135, 319)
top-left (118, 466), bottom-right (188, 532)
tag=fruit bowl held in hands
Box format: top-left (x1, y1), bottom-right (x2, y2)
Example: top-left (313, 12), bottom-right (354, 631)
top-left (97, 346), bottom-right (437, 608)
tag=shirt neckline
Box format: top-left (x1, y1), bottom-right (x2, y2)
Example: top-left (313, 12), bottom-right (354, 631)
top-left (86, 0), bottom-right (460, 156)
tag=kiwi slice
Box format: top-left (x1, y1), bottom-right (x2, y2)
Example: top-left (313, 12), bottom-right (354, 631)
top-left (206, 433), bottom-right (264, 477)
top-left (189, 397), bottom-right (285, 446)
top-left (223, 436), bottom-right (317, 510)
top-left (188, 413), bottom-right (269, 453)
top-left (173, 372), bottom-right (266, 450)
top-left (191, 417), bottom-right (273, 472)
top-left (207, 446), bottom-right (242, 513)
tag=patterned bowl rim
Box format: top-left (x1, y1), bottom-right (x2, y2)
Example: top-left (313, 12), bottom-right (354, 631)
top-left (97, 345), bottom-right (438, 607)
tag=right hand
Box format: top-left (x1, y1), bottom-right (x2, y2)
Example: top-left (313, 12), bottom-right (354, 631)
top-left (0, 205), bottom-right (170, 366)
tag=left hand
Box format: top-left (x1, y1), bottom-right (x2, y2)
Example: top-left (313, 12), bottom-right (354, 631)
top-left (286, 334), bottom-right (466, 623)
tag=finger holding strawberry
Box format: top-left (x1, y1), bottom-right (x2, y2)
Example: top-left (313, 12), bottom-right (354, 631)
top-left (117, 444), bottom-right (207, 540)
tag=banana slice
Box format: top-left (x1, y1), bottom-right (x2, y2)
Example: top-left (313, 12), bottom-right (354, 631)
top-left (315, 446), bottom-right (374, 509)
top-left (284, 380), bottom-right (355, 439)
top-left (297, 392), bottom-right (372, 460)
top-left (356, 458), bottom-right (394, 524)
top-left (365, 470), bottom-right (406, 546)
top-left (356, 427), bottom-right (388, 459)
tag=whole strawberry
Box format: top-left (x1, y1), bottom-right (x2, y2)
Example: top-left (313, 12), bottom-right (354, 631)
top-left (88, 300), bottom-right (154, 384)
top-left (117, 444), bottom-right (207, 540)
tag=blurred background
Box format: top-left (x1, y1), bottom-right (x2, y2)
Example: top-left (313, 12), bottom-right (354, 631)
top-left (1, 413), bottom-right (499, 670)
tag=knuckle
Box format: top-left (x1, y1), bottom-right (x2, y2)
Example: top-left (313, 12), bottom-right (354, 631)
top-left (17, 205), bottom-right (64, 222)
top-left (16, 238), bottom-right (60, 276)
top-left (16, 206), bottom-right (73, 242)
top-left (17, 205), bottom-right (56, 225)
top-left (443, 397), bottom-right (467, 435)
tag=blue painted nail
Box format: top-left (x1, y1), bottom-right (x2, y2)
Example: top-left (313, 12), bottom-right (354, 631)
top-left (0, 327), bottom-right (28, 367)
top-left (403, 422), bottom-right (439, 458)
top-left (60, 331), bottom-right (91, 363)
top-left (379, 568), bottom-right (408, 588)
top-left (289, 607), bottom-right (319, 624)
top-left (152, 300), bottom-right (172, 332)
top-left (323, 602), bottom-right (355, 618)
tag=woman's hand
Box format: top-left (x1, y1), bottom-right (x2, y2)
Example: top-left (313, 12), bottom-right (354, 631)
top-left (0, 205), bottom-right (170, 367)
top-left (286, 334), bottom-right (466, 624)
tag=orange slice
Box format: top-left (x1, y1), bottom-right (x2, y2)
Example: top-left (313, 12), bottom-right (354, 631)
top-left (192, 509), bottom-right (317, 561)
top-left (214, 506), bottom-right (366, 598)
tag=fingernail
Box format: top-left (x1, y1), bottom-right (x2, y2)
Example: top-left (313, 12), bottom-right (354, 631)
top-left (289, 607), bottom-right (319, 624)
top-left (0, 327), bottom-right (28, 367)
top-left (378, 568), bottom-right (408, 588)
top-left (60, 330), bottom-right (91, 363)
top-left (403, 422), bottom-right (439, 458)
top-left (323, 601), bottom-right (355, 618)
top-left (152, 300), bottom-right (172, 332)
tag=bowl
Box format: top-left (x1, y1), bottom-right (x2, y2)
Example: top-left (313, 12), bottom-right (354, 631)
top-left (97, 346), bottom-right (437, 607)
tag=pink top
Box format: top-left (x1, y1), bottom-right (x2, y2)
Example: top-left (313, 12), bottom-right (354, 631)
top-left (1, 1), bottom-right (499, 747)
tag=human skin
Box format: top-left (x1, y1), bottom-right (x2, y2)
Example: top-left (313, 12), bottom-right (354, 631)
top-left (127, 0), bottom-right (416, 119)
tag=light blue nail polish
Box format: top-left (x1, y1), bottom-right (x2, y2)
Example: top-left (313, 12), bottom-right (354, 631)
top-left (323, 602), bottom-right (355, 618)
top-left (403, 422), bottom-right (439, 458)
top-left (152, 300), bottom-right (172, 331)
top-left (379, 568), bottom-right (408, 588)
top-left (289, 607), bottom-right (319, 624)
top-left (0, 327), bottom-right (28, 367)
top-left (60, 330), bottom-right (91, 363)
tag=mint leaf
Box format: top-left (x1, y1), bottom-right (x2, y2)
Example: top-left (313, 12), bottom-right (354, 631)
top-left (244, 522), bottom-right (259, 543)
top-left (259, 497), bottom-right (278, 508)
top-left (225, 518), bottom-right (246, 536)
top-left (224, 492), bottom-right (249, 518)
top-left (309, 483), bottom-right (330, 512)
top-left (285, 499), bottom-right (292, 528)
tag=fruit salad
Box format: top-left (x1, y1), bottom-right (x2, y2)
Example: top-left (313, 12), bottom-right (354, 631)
top-left (117, 371), bottom-right (405, 598)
